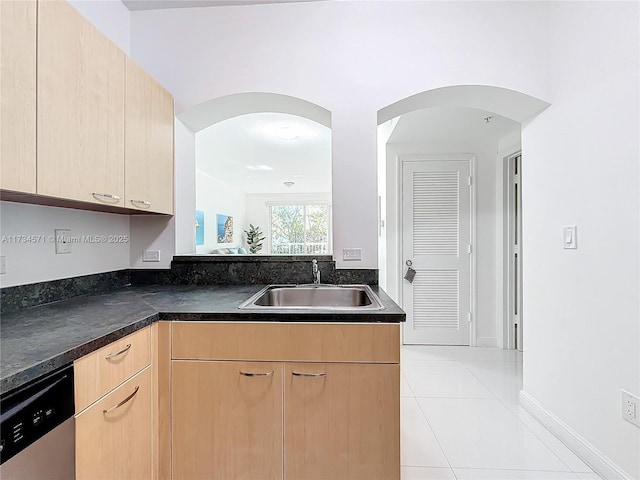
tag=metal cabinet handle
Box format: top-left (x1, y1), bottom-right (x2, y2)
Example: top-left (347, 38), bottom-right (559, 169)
top-left (239, 370), bottom-right (274, 377)
top-left (130, 199), bottom-right (152, 207)
top-left (103, 386), bottom-right (139, 414)
top-left (292, 371), bottom-right (327, 377)
top-left (92, 192), bottom-right (121, 202)
top-left (105, 343), bottom-right (131, 360)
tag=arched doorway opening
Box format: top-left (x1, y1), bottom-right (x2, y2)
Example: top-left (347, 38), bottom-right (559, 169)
top-left (377, 85), bottom-right (549, 349)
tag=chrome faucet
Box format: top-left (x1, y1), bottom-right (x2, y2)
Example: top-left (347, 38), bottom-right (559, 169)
top-left (312, 259), bottom-right (321, 284)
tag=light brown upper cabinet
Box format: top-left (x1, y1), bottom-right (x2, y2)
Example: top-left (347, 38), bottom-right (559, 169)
top-left (0, 0), bottom-right (37, 193)
top-left (125, 58), bottom-right (174, 214)
top-left (37, 0), bottom-right (125, 207)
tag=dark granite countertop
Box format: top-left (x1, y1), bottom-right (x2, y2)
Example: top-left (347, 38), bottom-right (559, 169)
top-left (1, 284), bottom-right (404, 395)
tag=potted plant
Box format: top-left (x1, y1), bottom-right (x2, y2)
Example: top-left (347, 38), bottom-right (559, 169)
top-left (244, 224), bottom-right (266, 254)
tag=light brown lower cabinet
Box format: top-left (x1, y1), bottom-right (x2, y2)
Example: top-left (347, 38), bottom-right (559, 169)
top-left (172, 361), bottom-right (283, 480)
top-left (284, 362), bottom-right (400, 480)
top-left (75, 366), bottom-right (152, 480)
top-left (171, 357), bottom-right (400, 480)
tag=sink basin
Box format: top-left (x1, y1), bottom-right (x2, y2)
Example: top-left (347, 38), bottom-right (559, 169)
top-left (238, 284), bottom-right (385, 311)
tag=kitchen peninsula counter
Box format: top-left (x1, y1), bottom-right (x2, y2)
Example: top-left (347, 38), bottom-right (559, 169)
top-left (0, 284), bottom-right (404, 395)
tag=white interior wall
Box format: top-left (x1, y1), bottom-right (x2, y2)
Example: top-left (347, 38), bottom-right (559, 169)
top-left (521, 2), bottom-right (640, 478)
top-left (195, 172), bottom-right (247, 253)
top-left (0, 202), bottom-right (130, 287)
top-left (174, 118), bottom-right (196, 255)
top-left (386, 141), bottom-right (503, 345)
top-left (377, 118), bottom-right (400, 290)
top-left (245, 192), bottom-right (332, 254)
top-left (130, 0), bottom-right (552, 269)
top-left (129, 216), bottom-right (174, 269)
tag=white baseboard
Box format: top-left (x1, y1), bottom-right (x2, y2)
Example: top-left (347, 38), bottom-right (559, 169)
top-left (476, 337), bottom-right (498, 347)
top-left (519, 390), bottom-right (633, 480)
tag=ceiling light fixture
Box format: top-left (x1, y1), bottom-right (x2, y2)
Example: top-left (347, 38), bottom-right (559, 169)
top-left (263, 122), bottom-right (307, 141)
top-left (276, 125), bottom-right (299, 140)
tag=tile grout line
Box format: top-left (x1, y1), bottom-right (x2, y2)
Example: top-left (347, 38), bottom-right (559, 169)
top-left (404, 356), bottom-right (463, 480)
top-left (413, 396), bottom-right (460, 480)
top-left (402, 347), bottom-right (597, 477)
top-left (401, 369), bottom-right (417, 399)
top-left (456, 354), bottom-right (586, 475)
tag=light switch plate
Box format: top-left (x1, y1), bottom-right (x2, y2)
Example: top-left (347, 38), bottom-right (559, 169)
top-left (563, 225), bottom-right (577, 249)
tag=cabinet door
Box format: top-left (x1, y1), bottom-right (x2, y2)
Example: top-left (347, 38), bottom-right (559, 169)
top-left (37, 0), bottom-right (125, 206)
top-left (125, 58), bottom-right (174, 214)
top-left (172, 361), bottom-right (283, 480)
top-left (0, 0), bottom-right (36, 193)
top-left (284, 363), bottom-right (400, 480)
top-left (76, 367), bottom-right (152, 480)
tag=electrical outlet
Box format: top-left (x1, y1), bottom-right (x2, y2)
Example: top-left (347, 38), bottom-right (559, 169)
top-left (343, 248), bottom-right (362, 261)
top-left (621, 390), bottom-right (640, 427)
top-left (55, 229), bottom-right (72, 254)
top-left (143, 250), bottom-right (160, 262)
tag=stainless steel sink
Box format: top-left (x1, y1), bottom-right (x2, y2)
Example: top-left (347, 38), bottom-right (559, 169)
top-left (238, 284), bottom-right (385, 311)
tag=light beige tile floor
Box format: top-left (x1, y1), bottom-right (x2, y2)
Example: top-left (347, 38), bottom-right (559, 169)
top-left (400, 346), bottom-right (600, 480)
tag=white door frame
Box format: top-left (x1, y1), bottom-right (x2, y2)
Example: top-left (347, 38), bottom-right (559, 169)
top-left (395, 153), bottom-right (477, 346)
top-left (502, 151), bottom-right (523, 350)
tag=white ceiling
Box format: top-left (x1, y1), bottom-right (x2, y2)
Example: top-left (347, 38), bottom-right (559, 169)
top-left (196, 112), bottom-right (331, 195)
top-left (196, 108), bottom-right (517, 195)
top-left (121, 0), bottom-right (327, 11)
top-left (388, 106), bottom-right (520, 145)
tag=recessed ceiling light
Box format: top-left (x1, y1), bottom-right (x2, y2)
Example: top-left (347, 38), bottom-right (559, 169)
top-left (283, 181), bottom-right (295, 187)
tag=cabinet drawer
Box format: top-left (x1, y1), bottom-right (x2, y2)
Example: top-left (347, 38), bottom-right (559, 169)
top-left (172, 322), bottom-right (400, 363)
top-left (75, 366), bottom-right (152, 480)
top-left (74, 326), bottom-right (151, 412)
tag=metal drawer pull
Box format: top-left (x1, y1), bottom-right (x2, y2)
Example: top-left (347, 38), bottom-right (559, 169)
top-left (103, 386), bottom-right (139, 414)
top-left (239, 370), bottom-right (274, 377)
top-left (92, 192), bottom-right (121, 202)
top-left (130, 199), bottom-right (152, 207)
top-left (105, 344), bottom-right (131, 360)
top-left (292, 371), bottom-right (327, 377)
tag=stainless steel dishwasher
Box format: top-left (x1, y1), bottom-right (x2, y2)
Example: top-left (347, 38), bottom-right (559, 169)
top-left (0, 365), bottom-right (75, 480)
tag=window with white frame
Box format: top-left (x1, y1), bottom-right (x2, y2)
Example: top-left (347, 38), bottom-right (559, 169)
top-left (270, 204), bottom-right (331, 255)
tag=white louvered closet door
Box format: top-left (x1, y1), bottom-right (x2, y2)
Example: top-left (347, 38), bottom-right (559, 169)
top-left (402, 160), bottom-right (471, 345)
